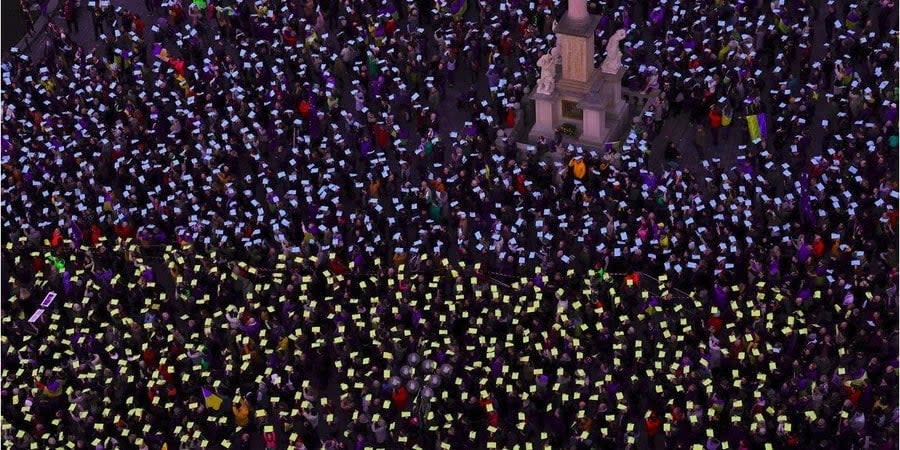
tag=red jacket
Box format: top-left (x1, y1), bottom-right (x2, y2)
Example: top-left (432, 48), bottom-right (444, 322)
top-left (385, 19), bottom-right (396, 36)
top-left (170, 58), bottom-right (186, 77)
top-left (114, 223), bottom-right (134, 239)
top-left (158, 364), bottom-right (174, 384)
top-left (374, 125), bottom-right (389, 149)
top-left (480, 398), bottom-right (500, 427)
top-left (707, 316), bottom-right (724, 333)
top-left (298, 100), bottom-right (311, 118)
top-left (32, 256), bottom-right (44, 273)
top-left (391, 387), bottom-right (409, 410)
top-left (283, 31), bottom-right (297, 47)
top-left (50, 229), bottom-right (63, 247)
top-left (329, 259), bottom-right (347, 276)
top-left (624, 272), bottom-right (641, 286)
top-left (505, 108), bottom-right (516, 129)
top-left (708, 110), bottom-right (723, 129)
top-left (143, 347), bottom-right (158, 367)
top-left (844, 385), bottom-right (862, 406)
top-left (500, 36), bottom-right (513, 56)
top-left (514, 174), bottom-right (527, 194)
top-left (645, 416), bottom-right (661, 438)
top-left (812, 239), bottom-right (825, 257)
top-left (90, 224), bottom-right (103, 245)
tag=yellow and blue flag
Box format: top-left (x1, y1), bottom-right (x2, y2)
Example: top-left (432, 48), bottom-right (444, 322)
top-left (746, 113), bottom-right (768, 143)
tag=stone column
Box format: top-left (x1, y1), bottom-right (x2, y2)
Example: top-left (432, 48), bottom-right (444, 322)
top-left (529, 92), bottom-right (559, 141)
top-left (578, 91), bottom-right (611, 145)
top-left (581, 108), bottom-right (607, 144)
top-left (599, 65), bottom-right (628, 120)
top-left (568, 0), bottom-right (588, 21)
top-left (555, 1), bottom-right (600, 86)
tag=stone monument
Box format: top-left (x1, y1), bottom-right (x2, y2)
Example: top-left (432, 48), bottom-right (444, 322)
top-left (599, 29), bottom-right (626, 73)
top-left (527, 0), bottom-right (629, 147)
top-left (535, 47), bottom-right (560, 95)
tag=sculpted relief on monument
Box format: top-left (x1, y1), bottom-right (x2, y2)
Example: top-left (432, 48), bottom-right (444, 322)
top-left (561, 36), bottom-right (586, 82)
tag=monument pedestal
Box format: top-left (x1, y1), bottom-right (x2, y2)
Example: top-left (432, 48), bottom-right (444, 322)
top-left (578, 66), bottom-right (629, 146)
top-left (529, 66), bottom-right (629, 147)
top-left (577, 94), bottom-right (609, 146)
top-left (528, 90), bottom-right (560, 142)
top-left (599, 69), bottom-right (623, 105)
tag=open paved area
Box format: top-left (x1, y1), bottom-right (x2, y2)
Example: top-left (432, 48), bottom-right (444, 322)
top-left (2, 0), bottom-right (897, 449)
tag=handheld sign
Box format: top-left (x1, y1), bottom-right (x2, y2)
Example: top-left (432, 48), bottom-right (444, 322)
top-left (41, 291), bottom-right (57, 307)
top-left (28, 309), bottom-right (45, 323)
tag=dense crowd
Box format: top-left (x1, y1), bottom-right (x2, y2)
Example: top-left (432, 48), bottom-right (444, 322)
top-left (1, 0), bottom-right (898, 449)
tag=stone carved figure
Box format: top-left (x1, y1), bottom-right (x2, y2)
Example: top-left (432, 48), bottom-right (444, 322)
top-left (601, 29), bottom-right (627, 73)
top-left (536, 47), bottom-right (561, 94)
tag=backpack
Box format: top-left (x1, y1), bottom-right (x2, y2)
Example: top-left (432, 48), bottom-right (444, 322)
top-left (721, 107), bottom-right (732, 126)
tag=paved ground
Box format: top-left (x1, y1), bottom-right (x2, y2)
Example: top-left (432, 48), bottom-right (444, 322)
top-left (1, 1), bottom-right (31, 53)
top-left (7, 0), bottom-right (895, 448)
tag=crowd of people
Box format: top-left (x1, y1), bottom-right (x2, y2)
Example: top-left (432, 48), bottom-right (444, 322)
top-left (1, 0), bottom-right (898, 448)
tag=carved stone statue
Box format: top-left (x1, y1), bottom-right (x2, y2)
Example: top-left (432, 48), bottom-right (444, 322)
top-left (536, 47), bottom-right (561, 94)
top-left (600, 29), bottom-right (627, 74)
